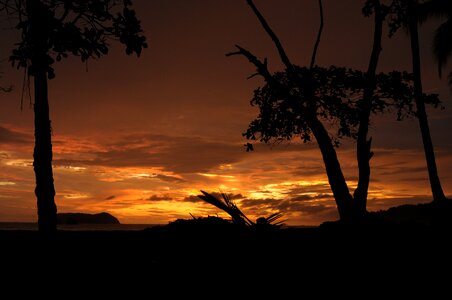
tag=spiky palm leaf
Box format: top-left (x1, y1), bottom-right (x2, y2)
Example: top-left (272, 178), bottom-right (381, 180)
top-left (198, 190), bottom-right (252, 225)
top-left (197, 190), bottom-right (285, 228)
top-left (418, 0), bottom-right (452, 77)
top-left (265, 212), bottom-right (286, 227)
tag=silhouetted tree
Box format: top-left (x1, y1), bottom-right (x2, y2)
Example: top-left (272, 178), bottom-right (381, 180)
top-left (229, 0), bottom-right (439, 222)
top-left (0, 0), bottom-right (147, 232)
top-left (353, 0), bottom-right (384, 215)
top-left (388, 0), bottom-right (447, 203)
top-left (418, 0), bottom-right (452, 80)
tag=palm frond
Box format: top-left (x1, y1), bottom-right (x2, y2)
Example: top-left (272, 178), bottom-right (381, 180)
top-left (220, 191), bottom-right (255, 225)
top-left (198, 190), bottom-right (252, 226)
top-left (418, 0), bottom-right (452, 24)
top-left (197, 190), bottom-right (285, 228)
top-left (198, 190), bottom-right (230, 213)
top-left (265, 212), bottom-right (285, 225)
top-left (433, 19), bottom-right (452, 77)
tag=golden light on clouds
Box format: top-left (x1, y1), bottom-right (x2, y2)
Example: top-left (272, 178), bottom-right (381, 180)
top-left (0, 125), bottom-right (450, 226)
top-left (5, 159), bottom-right (33, 167)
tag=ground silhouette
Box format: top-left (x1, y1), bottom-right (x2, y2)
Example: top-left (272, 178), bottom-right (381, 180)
top-left (1, 202), bottom-right (451, 294)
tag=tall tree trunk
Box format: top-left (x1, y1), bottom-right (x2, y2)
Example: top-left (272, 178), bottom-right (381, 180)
top-left (28, 0), bottom-right (57, 232)
top-left (34, 67), bottom-right (57, 232)
top-left (408, 1), bottom-right (447, 203)
top-left (309, 117), bottom-right (354, 220)
top-left (305, 0), bottom-right (354, 221)
top-left (353, 0), bottom-right (383, 213)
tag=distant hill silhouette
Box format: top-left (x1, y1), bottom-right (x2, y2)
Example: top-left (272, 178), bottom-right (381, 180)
top-left (372, 201), bottom-right (452, 227)
top-left (57, 212), bottom-right (120, 225)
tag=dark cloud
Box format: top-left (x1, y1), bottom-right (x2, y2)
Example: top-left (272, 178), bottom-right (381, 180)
top-left (147, 195), bottom-right (172, 201)
top-left (291, 166), bottom-right (327, 177)
top-left (0, 126), bottom-right (32, 144)
top-left (154, 174), bottom-right (185, 183)
top-left (205, 192), bottom-right (245, 200)
top-left (183, 192), bottom-right (245, 203)
top-left (378, 166), bottom-right (427, 176)
top-left (291, 193), bottom-right (332, 202)
top-left (239, 197), bottom-right (336, 217)
top-left (104, 195), bottom-right (116, 200)
top-left (282, 184), bottom-right (333, 201)
top-left (183, 192), bottom-right (245, 204)
top-left (239, 198), bottom-right (282, 209)
top-left (53, 134), bottom-right (246, 174)
top-left (183, 195), bottom-right (203, 203)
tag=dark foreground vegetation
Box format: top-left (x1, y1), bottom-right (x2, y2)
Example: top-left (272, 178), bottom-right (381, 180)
top-left (1, 202), bottom-right (452, 295)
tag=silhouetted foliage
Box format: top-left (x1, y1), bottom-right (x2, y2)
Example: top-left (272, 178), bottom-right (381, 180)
top-left (168, 215), bottom-right (234, 229)
top-left (242, 67), bottom-right (438, 147)
top-left (417, 0), bottom-right (452, 84)
top-left (197, 190), bottom-right (285, 228)
top-left (198, 190), bottom-right (253, 226)
top-left (0, 0), bottom-right (147, 232)
top-left (1, 0), bottom-right (147, 78)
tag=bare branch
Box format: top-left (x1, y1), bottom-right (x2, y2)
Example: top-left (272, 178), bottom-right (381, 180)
top-left (227, 45), bottom-right (273, 82)
top-left (310, 0), bottom-right (324, 69)
top-left (246, 72), bottom-right (260, 80)
top-left (246, 0), bottom-right (293, 71)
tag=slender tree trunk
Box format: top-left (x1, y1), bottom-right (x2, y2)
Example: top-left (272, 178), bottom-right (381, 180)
top-left (28, 0), bottom-right (57, 232)
top-left (353, 0), bottom-right (383, 213)
top-left (408, 1), bottom-right (447, 203)
top-left (309, 117), bottom-right (354, 220)
top-left (34, 66), bottom-right (57, 232)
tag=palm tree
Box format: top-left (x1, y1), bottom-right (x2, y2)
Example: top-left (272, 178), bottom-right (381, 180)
top-left (418, 0), bottom-right (452, 79)
top-left (406, 0), bottom-right (448, 202)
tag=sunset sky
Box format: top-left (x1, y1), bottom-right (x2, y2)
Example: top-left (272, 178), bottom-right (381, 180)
top-left (0, 0), bottom-right (451, 225)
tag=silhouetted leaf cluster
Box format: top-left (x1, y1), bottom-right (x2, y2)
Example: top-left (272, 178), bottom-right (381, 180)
top-left (417, 0), bottom-right (452, 79)
top-left (197, 190), bottom-right (285, 228)
top-left (197, 190), bottom-right (253, 226)
top-left (243, 65), bottom-right (440, 147)
top-left (1, 0), bottom-right (147, 79)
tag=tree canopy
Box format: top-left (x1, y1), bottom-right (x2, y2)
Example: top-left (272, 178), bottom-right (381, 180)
top-left (0, 0), bottom-right (147, 78)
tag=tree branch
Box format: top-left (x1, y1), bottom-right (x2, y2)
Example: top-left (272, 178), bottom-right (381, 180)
top-left (226, 45), bottom-right (274, 82)
top-left (246, 0), bottom-right (293, 71)
top-left (310, 0), bottom-right (324, 69)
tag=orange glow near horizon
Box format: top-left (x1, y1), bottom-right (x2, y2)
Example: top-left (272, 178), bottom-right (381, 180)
top-left (1, 125), bottom-right (448, 226)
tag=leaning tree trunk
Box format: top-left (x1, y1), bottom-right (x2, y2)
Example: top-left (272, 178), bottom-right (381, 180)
top-left (309, 116), bottom-right (354, 220)
top-left (27, 0), bottom-right (57, 232)
top-left (353, 0), bottom-right (383, 214)
top-left (408, 2), bottom-right (447, 203)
